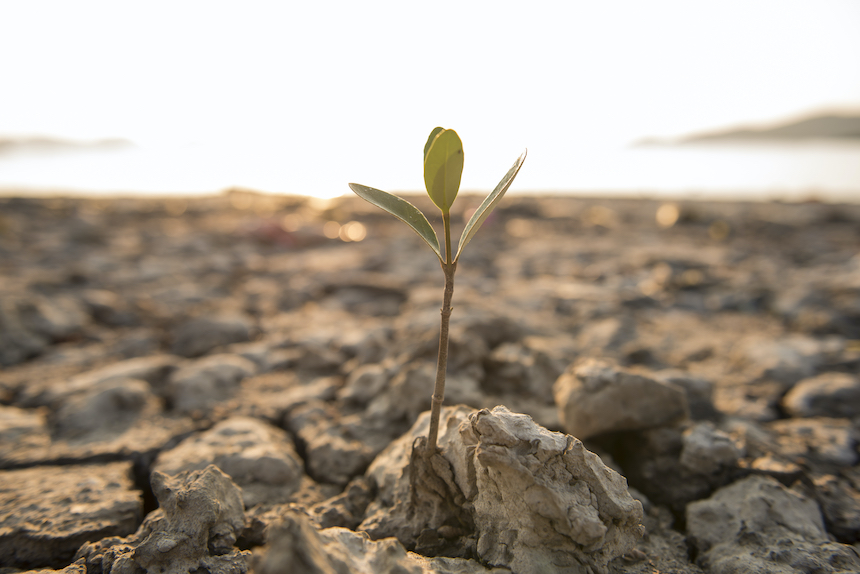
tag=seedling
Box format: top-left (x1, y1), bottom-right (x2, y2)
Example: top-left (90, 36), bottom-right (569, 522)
top-left (349, 128), bottom-right (526, 455)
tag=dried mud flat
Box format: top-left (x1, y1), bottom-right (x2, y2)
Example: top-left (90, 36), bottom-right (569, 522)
top-left (1, 190), bottom-right (860, 573)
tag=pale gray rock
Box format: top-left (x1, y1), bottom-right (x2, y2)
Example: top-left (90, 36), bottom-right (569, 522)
top-left (167, 353), bottom-right (256, 415)
top-left (738, 334), bottom-right (824, 385)
top-left (253, 509), bottom-right (509, 574)
top-left (808, 473), bottom-right (860, 543)
top-left (51, 377), bottom-right (155, 441)
top-left (783, 372), bottom-right (860, 418)
top-left (687, 475), bottom-right (860, 573)
top-left (0, 298), bottom-right (48, 366)
top-left (680, 422), bottom-right (744, 476)
top-left (17, 294), bottom-right (89, 342)
top-left (153, 416), bottom-right (304, 508)
top-left (484, 335), bottom-right (573, 399)
top-left (18, 354), bottom-right (179, 408)
top-left (554, 358), bottom-right (688, 439)
top-left (0, 462), bottom-right (141, 570)
top-left (655, 370), bottom-right (719, 421)
top-left (768, 417), bottom-right (858, 467)
top-left (77, 465), bottom-right (249, 574)
top-left (286, 401), bottom-right (393, 486)
top-left (0, 405), bottom-right (51, 464)
top-left (361, 405), bottom-right (644, 574)
top-left (365, 362), bottom-right (436, 425)
top-left (337, 362), bottom-right (392, 406)
top-left (170, 315), bottom-right (254, 358)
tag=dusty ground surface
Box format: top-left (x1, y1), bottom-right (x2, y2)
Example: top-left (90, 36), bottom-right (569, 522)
top-left (1, 190), bottom-right (860, 573)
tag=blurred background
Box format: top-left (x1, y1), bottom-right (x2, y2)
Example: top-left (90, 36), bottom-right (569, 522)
top-left (1, 0), bottom-right (858, 202)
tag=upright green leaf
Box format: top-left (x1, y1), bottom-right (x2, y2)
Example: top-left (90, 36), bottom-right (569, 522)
top-left (423, 127), bottom-right (445, 161)
top-left (423, 128), bottom-right (464, 214)
top-left (348, 183), bottom-right (442, 260)
top-left (454, 149), bottom-right (527, 263)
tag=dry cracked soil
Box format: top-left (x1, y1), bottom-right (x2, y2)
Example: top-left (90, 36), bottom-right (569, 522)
top-left (2, 190), bottom-right (860, 573)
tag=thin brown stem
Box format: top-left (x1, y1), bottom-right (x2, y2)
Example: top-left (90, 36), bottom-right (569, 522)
top-left (426, 212), bottom-right (456, 455)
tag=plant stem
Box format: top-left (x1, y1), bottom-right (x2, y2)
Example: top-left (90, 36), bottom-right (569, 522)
top-left (426, 212), bottom-right (456, 455)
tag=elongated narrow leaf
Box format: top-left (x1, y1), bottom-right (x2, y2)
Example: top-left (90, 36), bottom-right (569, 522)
top-left (454, 149), bottom-right (527, 263)
top-left (423, 128), bottom-right (464, 214)
top-left (423, 127), bottom-right (445, 161)
top-left (348, 183), bottom-right (442, 260)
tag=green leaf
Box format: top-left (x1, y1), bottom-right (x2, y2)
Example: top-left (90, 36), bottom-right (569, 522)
top-left (423, 128), bottom-right (464, 214)
top-left (348, 183), bottom-right (442, 260)
top-left (454, 149), bottom-right (527, 263)
top-left (423, 127), bottom-right (445, 161)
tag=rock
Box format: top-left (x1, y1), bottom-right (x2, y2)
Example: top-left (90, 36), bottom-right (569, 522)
top-left (153, 416), bottom-right (304, 508)
top-left (783, 372), bottom-right (860, 418)
top-left (50, 377), bottom-right (156, 441)
top-left (170, 315), bottom-right (254, 357)
top-left (0, 299), bottom-right (48, 366)
top-left (687, 475), bottom-right (860, 573)
top-left (17, 295), bottom-right (89, 342)
top-left (18, 354), bottom-right (179, 409)
top-left (767, 417), bottom-right (858, 468)
top-left (0, 405), bottom-right (51, 462)
top-left (679, 422), bottom-right (744, 476)
top-left (603, 426), bottom-right (716, 516)
top-left (286, 401), bottom-right (392, 486)
top-left (167, 353), bottom-right (257, 415)
top-left (77, 465), bottom-right (249, 574)
top-left (312, 476), bottom-right (376, 530)
top-left (483, 335), bottom-right (572, 399)
top-left (0, 462), bottom-right (141, 570)
top-left (655, 370), bottom-right (720, 421)
top-left (554, 358), bottom-right (688, 439)
top-left (253, 509), bottom-right (510, 574)
top-left (809, 473), bottom-right (860, 543)
top-left (361, 406), bottom-right (644, 574)
top-left (738, 334), bottom-right (824, 386)
top-left (337, 362), bottom-right (392, 406)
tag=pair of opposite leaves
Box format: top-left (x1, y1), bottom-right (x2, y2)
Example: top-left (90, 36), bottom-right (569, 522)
top-left (349, 128), bottom-right (527, 264)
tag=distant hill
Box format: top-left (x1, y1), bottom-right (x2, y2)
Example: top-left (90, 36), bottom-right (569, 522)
top-left (636, 113), bottom-right (860, 146)
top-left (0, 136), bottom-right (132, 154)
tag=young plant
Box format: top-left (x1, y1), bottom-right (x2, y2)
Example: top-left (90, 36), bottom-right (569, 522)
top-left (349, 128), bottom-right (526, 455)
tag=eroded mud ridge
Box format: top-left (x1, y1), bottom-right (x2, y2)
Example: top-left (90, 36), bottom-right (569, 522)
top-left (2, 191), bottom-right (860, 573)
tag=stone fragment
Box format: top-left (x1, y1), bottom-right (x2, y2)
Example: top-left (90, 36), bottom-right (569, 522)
top-left (687, 475), bottom-right (860, 573)
top-left (361, 406), bottom-right (644, 574)
top-left (783, 372), bottom-right (860, 418)
top-left (170, 315), bottom-right (253, 357)
top-left (50, 377), bottom-right (155, 441)
top-left (768, 417), bottom-right (858, 467)
top-left (680, 422), bottom-right (744, 476)
top-left (312, 476), bottom-right (376, 530)
top-left (738, 334), bottom-right (824, 385)
top-left (286, 401), bottom-right (393, 486)
top-left (656, 370), bottom-right (720, 421)
top-left (0, 298), bottom-right (48, 366)
top-left (77, 465), bottom-right (249, 574)
top-left (167, 353), bottom-right (256, 415)
top-left (18, 354), bottom-right (179, 409)
top-left (0, 405), bottom-right (51, 461)
top-left (810, 473), bottom-right (860, 543)
top-left (17, 295), bottom-right (89, 342)
top-left (153, 416), bottom-right (304, 508)
top-left (0, 462), bottom-right (141, 570)
top-left (253, 509), bottom-right (508, 574)
top-left (554, 358), bottom-right (688, 439)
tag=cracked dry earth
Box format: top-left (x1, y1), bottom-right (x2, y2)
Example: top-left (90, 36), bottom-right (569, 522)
top-left (1, 190), bottom-right (860, 573)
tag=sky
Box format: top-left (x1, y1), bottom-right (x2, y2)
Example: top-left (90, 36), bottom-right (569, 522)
top-left (1, 0), bottom-right (859, 197)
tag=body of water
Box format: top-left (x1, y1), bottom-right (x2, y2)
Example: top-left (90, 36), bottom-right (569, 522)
top-left (1, 140), bottom-right (858, 202)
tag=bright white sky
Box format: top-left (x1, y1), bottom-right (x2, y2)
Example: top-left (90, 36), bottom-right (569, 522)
top-left (1, 0), bottom-right (859, 196)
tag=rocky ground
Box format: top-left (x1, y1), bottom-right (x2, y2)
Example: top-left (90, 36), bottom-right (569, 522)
top-left (1, 189), bottom-right (860, 573)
